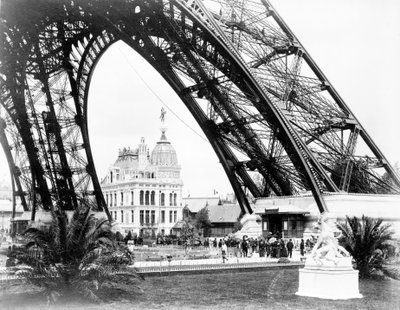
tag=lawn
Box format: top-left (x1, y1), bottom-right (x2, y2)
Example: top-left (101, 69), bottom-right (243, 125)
top-left (0, 268), bottom-right (399, 309)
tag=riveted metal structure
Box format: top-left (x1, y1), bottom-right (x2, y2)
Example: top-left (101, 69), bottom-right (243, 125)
top-left (1, 0), bottom-right (399, 220)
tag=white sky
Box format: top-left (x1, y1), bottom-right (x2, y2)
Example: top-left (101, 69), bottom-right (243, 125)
top-left (1, 0), bottom-right (400, 197)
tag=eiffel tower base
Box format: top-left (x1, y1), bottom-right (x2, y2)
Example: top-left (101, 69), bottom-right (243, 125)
top-left (296, 258), bottom-right (363, 299)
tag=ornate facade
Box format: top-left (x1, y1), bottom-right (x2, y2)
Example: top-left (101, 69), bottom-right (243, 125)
top-left (101, 127), bottom-right (183, 237)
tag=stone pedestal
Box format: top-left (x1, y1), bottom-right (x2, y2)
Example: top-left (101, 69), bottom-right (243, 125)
top-left (296, 257), bottom-right (362, 299)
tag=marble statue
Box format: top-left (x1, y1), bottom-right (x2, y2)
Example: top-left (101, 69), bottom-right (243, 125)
top-left (297, 213), bottom-right (362, 299)
top-left (309, 214), bottom-right (350, 266)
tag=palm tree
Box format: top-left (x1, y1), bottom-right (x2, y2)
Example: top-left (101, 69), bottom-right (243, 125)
top-left (9, 204), bottom-right (142, 303)
top-left (337, 215), bottom-right (395, 277)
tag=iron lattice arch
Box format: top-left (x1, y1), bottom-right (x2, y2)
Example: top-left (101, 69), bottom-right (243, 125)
top-left (1, 0), bottom-right (399, 219)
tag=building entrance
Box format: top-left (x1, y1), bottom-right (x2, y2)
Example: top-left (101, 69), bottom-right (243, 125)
top-left (269, 214), bottom-right (283, 235)
top-left (262, 214), bottom-right (305, 238)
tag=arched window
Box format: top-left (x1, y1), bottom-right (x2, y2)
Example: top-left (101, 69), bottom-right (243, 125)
top-left (174, 193), bottom-right (177, 206)
top-left (131, 191), bottom-right (134, 205)
top-left (151, 191), bottom-right (155, 205)
top-left (120, 192), bottom-right (124, 206)
top-left (161, 193), bottom-right (165, 206)
top-left (110, 194), bottom-right (113, 207)
top-left (169, 193), bottom-right (173, 206)
top-left (114, 193), bottom-right (117, 206)
top-left (140, 190), bottom-right (144, 205)
top-left (145, 191), bottom-right (150, 205)
top-left (140, 210), bottom-right (144, 225)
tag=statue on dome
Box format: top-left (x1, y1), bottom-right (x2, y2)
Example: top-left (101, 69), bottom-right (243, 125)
top-left (308, 213), bottom-right (350, 266)
top-left (160, 107), bottom-right (166, 124)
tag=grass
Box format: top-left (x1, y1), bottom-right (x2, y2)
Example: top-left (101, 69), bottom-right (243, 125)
top-left (0, 268), bottom-right (399, 309)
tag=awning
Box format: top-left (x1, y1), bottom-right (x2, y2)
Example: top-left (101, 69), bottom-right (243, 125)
top-left (263, 205), bottom-right (309, 215)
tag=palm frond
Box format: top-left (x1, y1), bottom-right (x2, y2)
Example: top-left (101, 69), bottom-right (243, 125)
top-left (8, 205), bottom-right (143, 303)
top-left (338, 215), bottom-right (395, 277)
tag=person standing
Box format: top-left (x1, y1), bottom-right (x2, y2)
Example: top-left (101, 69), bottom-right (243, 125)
top-left (241, 236), bottom-right (248, 257)
top-left (286, 239), bottom-right (294, 258)
top-left (266, 240), bottom-right (271, 258)
top-left (300, 239), bottom-right (305, 256)
top-left (279, 239), bottom-right (287, 257)
top-left (221, 240), bottom-right (228, 263)
top-left (259, 239), bottom-right (265, 257)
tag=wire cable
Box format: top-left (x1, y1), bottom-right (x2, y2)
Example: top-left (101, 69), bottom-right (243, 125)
top-left (117, 46), bottom-right (209, 143)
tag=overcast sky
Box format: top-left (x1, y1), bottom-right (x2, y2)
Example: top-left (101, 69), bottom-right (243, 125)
top-left (1, 0), bottom-right (400, 198)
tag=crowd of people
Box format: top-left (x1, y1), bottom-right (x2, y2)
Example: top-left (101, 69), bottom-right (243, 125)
top-left (207, 234), bottom-right (315, 260)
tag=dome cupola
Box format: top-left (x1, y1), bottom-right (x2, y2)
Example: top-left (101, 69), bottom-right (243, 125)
top-left (150, 127), bottom-right (178, 166)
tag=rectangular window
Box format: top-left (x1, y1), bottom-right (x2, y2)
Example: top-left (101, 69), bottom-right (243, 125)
top-left (161, 211), bottom-right (165, 223)
top-left (169, 211), bottom-right (173, 223)
top-left (121, 211), bottom-right (124, 223)
top-left (121, 192), bottom-right (124, 206)
top-left (131, 210), bottom-right (134, 223)
top-left (173, 211), bottom-right (177, 223)
top-left (131, 191), bottom-right (134, 205)
top-left (145, 210), bottom-right (150, 224)
top-left (263, 221), bottom-right (268, 231)
top-left (140, 210), bottom-right (144, 225)
top-left (110, 194), bottom-right (113, 207)
top-left (151, 210), bottom-right (155, 224)
top-left (114, 193), bottom-right (117, 206)
top-left (282, 219), bottom-right (288, 238)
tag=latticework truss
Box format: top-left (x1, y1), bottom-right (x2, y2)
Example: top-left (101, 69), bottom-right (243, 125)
top-left (0, 0), bottom-right (399, 218)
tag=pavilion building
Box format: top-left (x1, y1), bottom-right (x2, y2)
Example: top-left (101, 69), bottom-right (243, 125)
top-left (101, 127), bottom-right (183, 238)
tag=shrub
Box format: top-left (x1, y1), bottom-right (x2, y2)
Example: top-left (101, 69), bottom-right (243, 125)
top-left (9, 205), bottom-right (142, 303)
top-left (337, 215), bottom-right (395, 277)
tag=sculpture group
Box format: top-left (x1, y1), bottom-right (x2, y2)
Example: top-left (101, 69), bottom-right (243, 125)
top-left (309, 214), bottom-right (350, 266)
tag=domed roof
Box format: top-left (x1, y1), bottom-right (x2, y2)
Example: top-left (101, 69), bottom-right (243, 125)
top-left (151, 128), bottom-right (178, 166)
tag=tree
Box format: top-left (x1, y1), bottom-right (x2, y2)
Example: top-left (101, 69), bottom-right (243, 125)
top-left (124, 231), bottom-right (133, 244)
top-left (178, 219), bottom-right (195, 254)
top-left (180, 219), bottom-right (194, 244)
top-left (194, 207), bottom-right (211, 236)
top-left (9, 205), bottom-right (142, 303)
top-left (337, 215), bottom-right (395, 277)
top-left (115, 231), bottom-right (124, 242)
